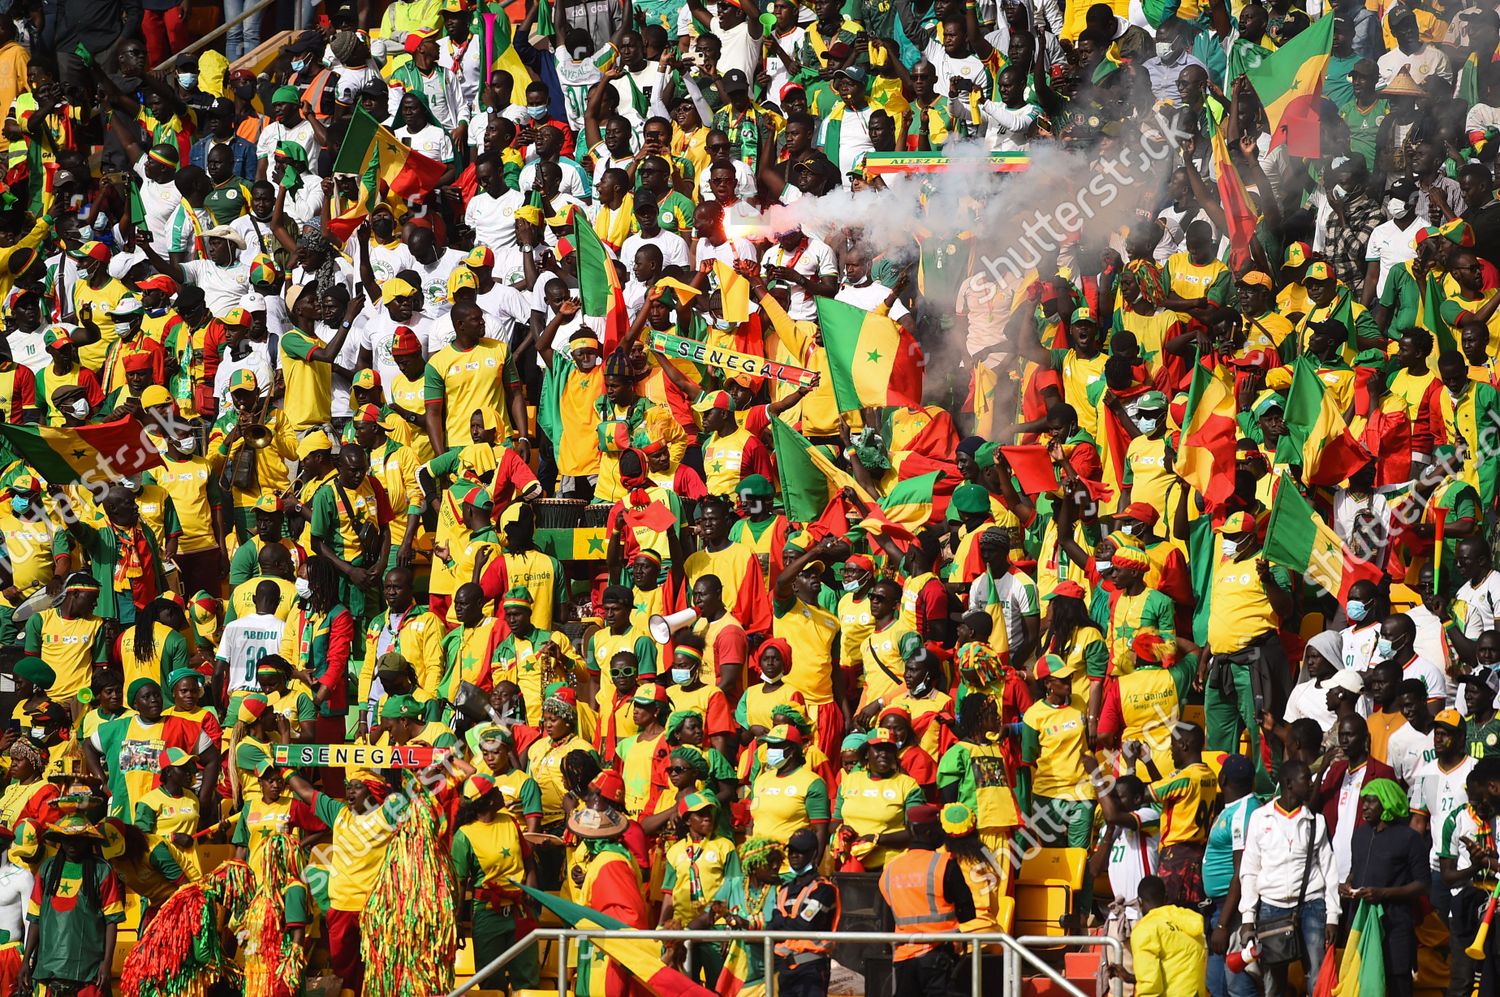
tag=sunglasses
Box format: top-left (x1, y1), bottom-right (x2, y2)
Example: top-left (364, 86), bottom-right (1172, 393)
top-left (667, 765), bottom-right (688, 774)
top-left (610, 668), bottom-right (637, 679)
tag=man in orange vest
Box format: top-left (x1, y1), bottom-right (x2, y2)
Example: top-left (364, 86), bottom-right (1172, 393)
top-left (766, 827), bottom-right (840, 997)
top-left (877, 804), bottom-right (976, 996)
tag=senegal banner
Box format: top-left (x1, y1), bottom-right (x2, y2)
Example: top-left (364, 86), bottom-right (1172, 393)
top-left (273, 744), bottom-right (452, 769)
top-left (331, 106), bottom-right (445, 201)
top-left (862, 151), bottom-right (1030, 175)
top-left (0, 415), bottom-right (162, 485)
top-left (1332, 899), bottom-right (1384, 996)
top-left (649, 330), bottom-right (818, 389)
top-left (1263, 478), bottom-right (1383, 602)
top-left (517, 883), bottom-right (717, 997)
top-left (1244, 14), bottom-right (1333, 157)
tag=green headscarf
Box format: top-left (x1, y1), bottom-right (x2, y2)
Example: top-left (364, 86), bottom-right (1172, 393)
top-left (669, 745), bottom-right (710, 781)
top-left (1359, 778), bottom-right (1410, 822)
top-left (665, 708), bottom-right (702, 744)
top-left (274, 141), bottom-right (308, 191)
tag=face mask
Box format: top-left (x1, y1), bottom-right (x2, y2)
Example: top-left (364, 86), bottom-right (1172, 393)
top-left (1220, 537), bottom-right (1241, 559)
top-left (1155, 41), bottom-right (1178, 61)
top-left (1385, 198), bottom-right (1407, 218)
top-left (765, 747), bottom-right (788, 768)
top-left (66, 400), bottom-right (89, 418)
top-left (1331, 183), bottom-right (1347, 200)
top-left (1375, 637), bottom-right (1396, 659)
top-left (525, 105), bottom-right (549, 120)
top-left (910, 678), bottom-right (932, 696)
top-left (175, 434), bottom-right (196, 453)
top-left (178, 73), bottom-right (198, 89)
top-left (291, 58), bottom-right (309, 73)
top-left (295, 577), bottom-right (313, 600)
top-left (1346, 599), bottom-right (1369, 622)
top-left (1137, 416), bottom-right (1160, 434)
top-left (791, 862), bottom-right (813, 876)
top-left (671, 667), bottom-right (692, 685)
top-left (1119, 523), bottom-right (1142, 537)
top-left (113, 320), bottom-right (134, 337)
top-left (372, 218), bottom-right (396, 240)
top-left (841, 578), bottom-right (863, 593)
top-left (1094, 559), bottom-right (1113, 573)
top-left (10, 496), bottom-right (29, 514)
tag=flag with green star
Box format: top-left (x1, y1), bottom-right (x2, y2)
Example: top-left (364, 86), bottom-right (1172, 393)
top-left (813, 296), bottom-right (925, 412)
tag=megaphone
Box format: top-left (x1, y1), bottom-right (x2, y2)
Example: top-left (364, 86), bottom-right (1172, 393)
top-left (649, 608), bottom-right (698, 644)
top-left (1226, 937), bottom-right (1259, 974)
top-left (452, 681), bottom-right (503, 727)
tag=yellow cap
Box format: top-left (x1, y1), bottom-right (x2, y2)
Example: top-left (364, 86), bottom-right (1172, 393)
top-left (296, 430), bottom-right (333, 459)
top-left (381, 277), bottom-right (419, 303)
top-left (139, 385), bottom-right (174, 408)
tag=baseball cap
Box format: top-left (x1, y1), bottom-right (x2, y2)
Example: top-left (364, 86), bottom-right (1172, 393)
top-left (381, 277), bottom-right (418, 303)
top-left (391, 326), bottom-right (422, 355)
top-left (74, 241), bottom-right (109, 263)
top-left (1135, 390), bottom-right (1167, 412)
top-left (1433, 708), bottom-right (1466, 732)
top-left (1043, 580), bottom-right (1087, 602)
top-left (229, 369), bottom-right (259, 393)
top-left (1035, 653), bottom-right (1079, 681)
top-left (1325, 669), bottom-right (1364, 694)
top-left (833, 65), bottom-right (868, 85)
top-left (296, 430), bottom-right (333, 459)
top-left (691, 390), bottom-right (735, 414)
top-left (1284, 242), bottom-right (1311, 268)
top-left (1070, 306), bottom-right (1097, 325)
top-left (1221, 511), bottom-right (1256, 535)
top-left (760, 723), bottom-right (804, 746)
top-left (351, 368), bottom-right (381, 390)
top-left (721, 69), bottom-right (750, 93)
top-left (1119, 502), bottom-right (1159, 525)
top-left (1305, 261), bottom-right (1334, 281)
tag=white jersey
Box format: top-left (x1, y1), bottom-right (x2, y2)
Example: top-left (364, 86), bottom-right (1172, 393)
top-left (0, 862), bottom-right (31, 949)
top-left (1107, 804), bottom-right (1160, 922)
top-left (1410, 755), bottom-right (1475, 870)
top-left (216, 613), bottom-right (287, 693)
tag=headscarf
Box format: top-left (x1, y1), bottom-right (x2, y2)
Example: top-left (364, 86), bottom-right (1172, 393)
top-left (296, 229), bottom-right (339, 300)
top-left (755, 638), bottom-right (793, 677)
top-left (665, 708), bottom-right (702, 743)
top-left (1359, 778), bottom-right (1410, 822)
top-left (769, 703), bottom-right (813, 741)
top-left (841, 732), bottom-right (869, 752)
top-left (670, 745), bottom-right (710, 781)
top-left (1301, 630), bottom-right (1344, 684)
top-left (956, 642), bottom-right (1004, 688)
top-left (8, 739), bottom-right (46, 776)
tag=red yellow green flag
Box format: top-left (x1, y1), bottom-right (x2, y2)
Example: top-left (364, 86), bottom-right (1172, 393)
top-left (1263, 479), bottom-right (1383, 602)
top-left (1331, 899), bottom-right (1385, 995)
top-left (1176, 354), bottom-right (1238, 513)
top-left (517, 883), bottom-right (717, 997)
top-left (0, 415), bottom-right (163, 485)
top-left (1244, 15), bottom-right (1334, 158)
top-left (1212, 131), bottom-right (1259, 271)
top-left (814, 296), bottom-right (924, 412)
top-left (331, 106), bottom-right (445, 201)
top-left (571, 210), bottom-right (628, 354)
top-left (1274, 357), bottom-right (1370, 486)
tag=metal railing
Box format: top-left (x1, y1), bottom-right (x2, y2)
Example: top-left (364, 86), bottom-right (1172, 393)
top-left (152, 0), bottom-right (278, 71)
top-left (448, 927), bottom-right (1124, 997)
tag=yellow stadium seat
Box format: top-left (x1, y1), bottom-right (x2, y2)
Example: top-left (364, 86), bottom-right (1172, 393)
top-left (993, 894), bottom-right (1015, 934)
top-left (1014, 847), bottom-right (1087, 937)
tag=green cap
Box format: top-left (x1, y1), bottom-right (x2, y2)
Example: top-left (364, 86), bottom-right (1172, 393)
top-left (381, 694), bottom-right (424, 721)
top-left (271, 85), bottom-right (301, 105)
top-left (737, 473), bottom-right (774, 499)
top-left (1135, 390), bottom-right (1167, 412)
top-left (951, 481), bottom-right (991, 515)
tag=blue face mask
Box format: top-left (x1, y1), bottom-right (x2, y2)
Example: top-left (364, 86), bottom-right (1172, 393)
top-left (10, 496), bottom-right (29, 514)
top-left (1375, 637), bottom-right (1396, 660)
top-left (525, 105), bottom-right (549, 120)
top-left (765, 747), bottom-right (787, 769)
top-left (1346, 600), bottom-right (1368, 622)
top-left (291, 58), bottom-right (309, 73)
top-left (178, 73), bottom-right (198, 89)
top-left (671, 667), bottom-right (692, 685)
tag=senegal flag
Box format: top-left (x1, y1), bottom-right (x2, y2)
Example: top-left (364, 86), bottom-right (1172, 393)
top-left (814, 297), bottom-right (924, 413)
top-left (572, 211), bottom-right (628, 355)
top-left (770, 415), bottom-right (830, 522)
top-left (858, 470), bottom-right (942, 544)
top-left (1244, 14), bottom-right (1333, 158)
top-left (517, 883), bottom-right (716, 997)
top-left (770, 415), bottom-right (878, 503)
top-left (1212, 131), bottom-right (1259, 271)
top-left (1176, 354), bottom-right (1238, 513)
top-left (1264, 478), bottom-right (1383, 602)
top-left (0, 415), bottom-right (163, 485)
top-left (481, 8), bottom-right (532, 106)
top-left (1332, 900), bottom-right (1385, 996)
top-left (332, 106), bottom-right (445, 201)
top-left (1275, 358), bottom-right (1369, 486)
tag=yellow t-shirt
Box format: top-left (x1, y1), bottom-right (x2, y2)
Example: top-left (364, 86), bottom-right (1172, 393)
top-left (136, 786), bottom-right (201, 879)
top-left (154, 456), bottom-right (217, 553)
top-left (702, 426), bottom-right (757, 497)
top-left (369, 441), bottom-right (421, 551)
top-left (1149, 761), bottom-right (1218, 846)
top-left (387, 373), bottom-right (435, 463)
top-left (323, 792), bottom-right (401, 911)
top-left (227, 576), bottom-right (298, 623)
top-left (835, 768), bottom-right (923, 868)
top-left (425, 338), bottom-right (518, 446)
top-left (1058, 350), bottom-right (1108, 439)
top-left (837, 593), bottom-right (875, 677)
top-left (279, 328), bottom-right (334, 430)
top-left (1124, 434), bottom-right (1173, 514)
top-left (1205, 554), bottom-right (1282, 654)
top-left (0, 506), bottom-right (59, 600)
top-left (663, 835), bottom-right (737, 922)
top-left (525, 734), bottom-right (595, 824)
top-left (1021, 700), bottom-right (1091, 801)
top-left (772, 599), bottom-right (838, 705)
top-left (27, 609), bottom-right (105, 700)
top-left (501, 550), bottom-right (561, 630)
top-left (749, 762), bottom-right (827, 844)
top-left (73, 278), bottom-right (128, 371)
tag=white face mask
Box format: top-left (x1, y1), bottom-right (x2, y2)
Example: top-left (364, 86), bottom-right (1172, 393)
top-left (113, 320), bottom-right (134, 336)
top-left (1385, 198), bottom-right (1407, 218)
top-left (765, 747), bottom-right (788, 768)
top-left (178, 73), bottom-right (198, 89)
top-left (295, 577), bottom-right (313, 599)
top-left (1137, 416), bottom-right (1160, 434)
top-left (524, 105), bottom-right (549, 120)
top-left (1094, 558), bottom-right (1113, 573)
top-left (671, 667), bottom-right (693, 685)
top-left (1221, 537), bottom-right (1242, 559)
top-left (1156, 41), bottom-right (1179, 62)
top-left (65, 400), bottom-right (90, 418)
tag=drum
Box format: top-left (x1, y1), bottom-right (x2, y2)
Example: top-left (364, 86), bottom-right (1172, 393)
top-left (533, 498), bottom-right (586, 530)
top-left (580, 503), bottom-right (611, 529)
top-left (11, 588), bottom-right (58, 625)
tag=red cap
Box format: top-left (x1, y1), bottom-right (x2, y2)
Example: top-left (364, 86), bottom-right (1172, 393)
top-left (355, 404), bottom-right (383, 424)
top-left (845, 554), bottom-right (875, 572)
top-left (122, 352), bottom-right (153, 373)
top-left (1049, 580), bottom-right (1087, 601)
top-left (908, 803), bottom-right (942, 826)
top-left (1119, 502), bottom-right (1159, 526)
top-left (137, 274), bottom-right (179, 295)
top-left (391, 326), bottom-right (422, 355)
top-left (591, 769), bottom-right (626, 805)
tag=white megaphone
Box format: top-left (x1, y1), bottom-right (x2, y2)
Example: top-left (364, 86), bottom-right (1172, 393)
top-left (649, 608), bottom-right (698, 644)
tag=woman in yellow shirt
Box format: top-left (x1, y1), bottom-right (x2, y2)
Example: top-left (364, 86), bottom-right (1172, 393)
top-left (830, 730), bottom-right (925, 871)
top-left (659, 791), bottom-right (738, 982)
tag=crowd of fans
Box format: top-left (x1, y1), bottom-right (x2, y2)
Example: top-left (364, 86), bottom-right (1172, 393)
top-left (4, 0), bottom-right (1500, 994)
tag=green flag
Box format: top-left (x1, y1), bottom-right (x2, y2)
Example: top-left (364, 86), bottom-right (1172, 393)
top-left (769, 415), bottom-right (829, 523)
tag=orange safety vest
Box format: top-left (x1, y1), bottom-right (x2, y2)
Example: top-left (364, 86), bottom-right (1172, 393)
top-left (879, 849), bottom-right (959, 962)
top-left (772, 876), bottom-right (841, 964)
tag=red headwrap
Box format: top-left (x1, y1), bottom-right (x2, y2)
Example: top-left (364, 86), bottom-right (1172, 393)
top-left (621, 448), bottom-right (650, 489)
top-left (755, 637), bottom-right (793, 676)
top-left (361, 778), bottom-right (392, 802)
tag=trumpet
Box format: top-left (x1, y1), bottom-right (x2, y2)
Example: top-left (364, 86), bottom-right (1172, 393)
top-left (227, 392), bottom-right (272, 492)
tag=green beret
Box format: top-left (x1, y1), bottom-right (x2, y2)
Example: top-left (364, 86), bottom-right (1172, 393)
top-left (974, 442), bottom-right (1000, 468)
top-left (127, 677), bottom-right (161, 706)
top-left (271, 85), bottom-right (301, 105)
top-left (737, 473), bottom-right (774, 499)
top-left (167, 667), bottom-right (204, 690)
top-left (952, 481), bottom-right (992, 515)
top-left (14, 656), bottom-right (54, 689)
